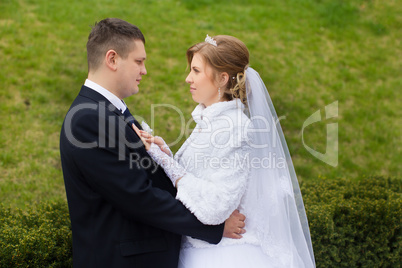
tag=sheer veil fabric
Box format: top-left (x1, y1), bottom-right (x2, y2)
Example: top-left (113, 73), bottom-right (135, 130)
top-left (241, 67), bottom-right (316, 267)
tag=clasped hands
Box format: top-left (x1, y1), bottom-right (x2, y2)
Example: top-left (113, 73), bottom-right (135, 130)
top-left (131, 124), bottom-right (247, 239)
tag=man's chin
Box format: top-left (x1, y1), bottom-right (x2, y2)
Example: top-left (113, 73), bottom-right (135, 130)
top-left (132, 87), bottom-right (139, 95)
top-left (122, 88), bottom-right (139, 98)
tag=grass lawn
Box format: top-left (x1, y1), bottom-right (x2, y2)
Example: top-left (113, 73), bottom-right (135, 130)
top-left (0, 0), bottom-right (401, 208)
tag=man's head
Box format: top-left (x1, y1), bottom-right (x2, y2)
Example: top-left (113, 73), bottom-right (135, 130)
top-left (87, 18), bottom-right (145, 72)
top-left (86, 18), bottom-right (147, 98)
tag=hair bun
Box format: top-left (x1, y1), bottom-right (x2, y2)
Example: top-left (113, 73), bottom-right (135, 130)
top-left (231, 71), bottom-right (247, 106)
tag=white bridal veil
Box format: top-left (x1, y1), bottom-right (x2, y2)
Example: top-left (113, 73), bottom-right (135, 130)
top-left (242, 67), bottom-right (316, 267)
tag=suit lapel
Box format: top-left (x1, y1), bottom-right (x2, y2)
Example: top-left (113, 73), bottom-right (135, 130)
top-left (78, 85), bottom-right (142, 138)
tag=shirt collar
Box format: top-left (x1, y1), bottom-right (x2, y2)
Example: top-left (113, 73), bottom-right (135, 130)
top-left (84, 79), bottom-right (127, 113)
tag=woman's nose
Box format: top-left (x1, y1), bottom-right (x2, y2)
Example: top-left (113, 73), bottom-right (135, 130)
top-left (185, 73), bottom-right (192, 84)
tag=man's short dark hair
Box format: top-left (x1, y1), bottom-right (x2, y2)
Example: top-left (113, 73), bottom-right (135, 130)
top-left (86, 18), bottom-right (145, 72)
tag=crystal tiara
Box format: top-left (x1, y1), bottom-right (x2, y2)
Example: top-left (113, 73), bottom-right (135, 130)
top-left (205, 34), bottom-right (217, 47)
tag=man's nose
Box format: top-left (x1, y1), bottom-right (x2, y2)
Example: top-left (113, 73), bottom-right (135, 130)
top-left (141, 65), bottom-right (147, 75)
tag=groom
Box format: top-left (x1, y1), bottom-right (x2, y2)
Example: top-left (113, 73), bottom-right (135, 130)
top-left (60, 18), bottom-right (245, 267)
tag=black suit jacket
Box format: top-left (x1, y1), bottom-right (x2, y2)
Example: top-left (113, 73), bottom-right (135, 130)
top-left (60, 86), bottom-right (224, 267)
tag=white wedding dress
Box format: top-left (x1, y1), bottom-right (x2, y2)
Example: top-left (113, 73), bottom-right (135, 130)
top-left (147, 68), bottom-right (316, 267)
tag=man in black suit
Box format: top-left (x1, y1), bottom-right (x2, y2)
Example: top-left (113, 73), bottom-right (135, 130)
top-left (60, 18), bottom-right (245, 267)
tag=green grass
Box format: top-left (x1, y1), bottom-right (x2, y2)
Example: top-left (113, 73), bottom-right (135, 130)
top-left (0, 0), bottom-right (401, 208)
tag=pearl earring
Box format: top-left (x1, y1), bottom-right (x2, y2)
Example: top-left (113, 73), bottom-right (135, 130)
top-left (218, 88), bottom-right (221, 100)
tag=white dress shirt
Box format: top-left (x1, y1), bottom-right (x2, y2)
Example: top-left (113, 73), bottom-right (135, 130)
top-left (84, 79), bottom-right (127, 113)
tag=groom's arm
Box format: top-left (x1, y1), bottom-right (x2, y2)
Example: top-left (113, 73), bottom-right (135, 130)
top-left (67, 108), bottom-right (226, 243)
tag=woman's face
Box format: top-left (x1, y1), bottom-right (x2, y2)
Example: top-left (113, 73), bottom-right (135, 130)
top-left (185, 53), bottom-right (219, 107)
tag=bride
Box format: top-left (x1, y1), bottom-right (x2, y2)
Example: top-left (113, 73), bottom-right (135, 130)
top-left (134, 35), bottom-right (315, 267)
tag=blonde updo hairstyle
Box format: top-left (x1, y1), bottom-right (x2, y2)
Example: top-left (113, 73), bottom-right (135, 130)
top-left (186, 35), bottom-right (249, 105)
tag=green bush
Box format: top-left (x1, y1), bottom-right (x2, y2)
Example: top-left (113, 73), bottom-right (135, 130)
top-left (302, 176), bottom-right (402, 267)
top-left (0, 202), bottom-right (72, 267)
top-left (0, 176), bottom-right (400, 267)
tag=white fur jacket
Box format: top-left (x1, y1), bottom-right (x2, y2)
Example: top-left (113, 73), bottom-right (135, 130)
top-left (156, 99), bottom-right (255, 248)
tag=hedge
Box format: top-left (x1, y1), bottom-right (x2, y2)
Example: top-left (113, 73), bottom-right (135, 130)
top-left (0, 176), bottom-right (400, 267)
top-left (302, 176), bottom-right (401, 267)
top-left (0, 202), bottom-right (72, 267)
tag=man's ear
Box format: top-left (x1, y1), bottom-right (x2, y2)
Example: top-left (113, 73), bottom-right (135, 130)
top-left (105, 50), bottom-right (118, 71)
top-left (219, 72), bottom-right (229, 88)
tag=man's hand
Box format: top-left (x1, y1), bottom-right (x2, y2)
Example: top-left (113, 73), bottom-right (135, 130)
top-left (223, 210), bottom-right (246, 239)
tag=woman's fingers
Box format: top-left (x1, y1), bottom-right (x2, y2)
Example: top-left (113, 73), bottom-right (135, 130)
top-left (160, 146), bottom-right (171, 156)
top-left (137, 130), bottom-right (154, 142)
top-left (132, 124), bottom-right (141, 136)
top-left (132, 124), bottom-right (150, 150)
top-left (137, 131), bottom-right (167, 151)
top-left (139, 130), bottom-right (151, 138)
top-left (144, 137), bottom-right (155, 143)
top-left (153, 136), bottom-right (165, 146)
top-left (142, 133), bottom-right (164, 146)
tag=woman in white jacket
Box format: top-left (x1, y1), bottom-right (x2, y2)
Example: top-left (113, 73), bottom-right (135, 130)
top-left (134, 35), bottom-right (315, 267)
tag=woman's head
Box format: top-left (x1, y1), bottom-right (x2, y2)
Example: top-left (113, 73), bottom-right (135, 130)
top-left (185, 35), bottom-right (249, 107)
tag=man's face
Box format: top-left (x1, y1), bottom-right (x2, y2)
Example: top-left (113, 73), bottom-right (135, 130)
top-left (116, 40), bottom-right (147, 98)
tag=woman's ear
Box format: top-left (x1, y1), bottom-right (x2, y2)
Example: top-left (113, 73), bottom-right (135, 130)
top-left (220, 72), bottom-right (229, 88)
top-left (105, 50), bottom-right (118, 71)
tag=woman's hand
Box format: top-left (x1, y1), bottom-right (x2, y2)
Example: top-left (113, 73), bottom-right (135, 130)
top-left (132, 124), bottom-right (151, 151)
top-left (137, 130), bottom-right (172, 156)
